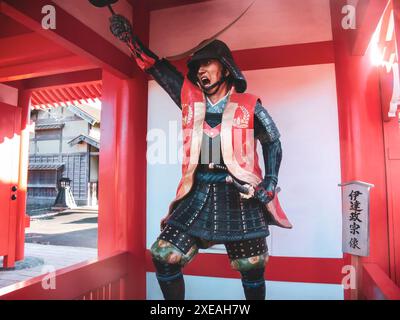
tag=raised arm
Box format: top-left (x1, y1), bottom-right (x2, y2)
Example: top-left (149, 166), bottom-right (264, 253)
top-left (110, 14), bottom-right (184, 108)
top-left (253, 102), bottom-right (282, 204)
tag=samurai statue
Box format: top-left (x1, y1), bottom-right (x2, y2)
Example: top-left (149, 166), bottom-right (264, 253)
top-left (108, 12), bottom-right (292, 300)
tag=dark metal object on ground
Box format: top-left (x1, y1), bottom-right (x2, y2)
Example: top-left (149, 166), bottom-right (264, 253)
top-left (53, 178), bottom-right (77, 209)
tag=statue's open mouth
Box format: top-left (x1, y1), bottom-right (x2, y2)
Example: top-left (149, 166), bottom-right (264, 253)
top-left (200, 77), bottom-right (211, 87)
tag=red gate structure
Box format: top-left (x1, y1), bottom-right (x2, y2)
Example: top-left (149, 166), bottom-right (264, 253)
top-left (0, 102), bottom-right (21, 269)
top-left (0, 0), bottom-right (399, 300)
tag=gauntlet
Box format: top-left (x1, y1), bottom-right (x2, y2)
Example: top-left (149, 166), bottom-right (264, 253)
top-left (109, 14), bottom-right (158, 70)
top-left (254, 181), bottom-right (276, 205)
top-left (109, 14), bottom-right (133, 43)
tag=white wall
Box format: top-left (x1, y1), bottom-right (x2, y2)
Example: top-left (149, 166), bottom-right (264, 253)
top-left (146, 64), bottom-right (342, 257)
top-left (246, 64), bottom-right (342, 259)
top-left (30, 107), bottom-right (89, 155)
top-left (150, 0), bottom-right (332, 57)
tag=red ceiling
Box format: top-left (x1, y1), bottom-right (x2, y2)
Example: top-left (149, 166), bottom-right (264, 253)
top-left (0, 12), bottom-right (31, 38)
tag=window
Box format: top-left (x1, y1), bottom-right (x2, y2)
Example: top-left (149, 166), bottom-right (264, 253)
top-left (35, 128), bottom-right (61, 141)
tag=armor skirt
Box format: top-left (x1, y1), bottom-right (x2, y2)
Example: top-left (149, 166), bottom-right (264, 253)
top-left (165, 170), bottom-right (270, 242)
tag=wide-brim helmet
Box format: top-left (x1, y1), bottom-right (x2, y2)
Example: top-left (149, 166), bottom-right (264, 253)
top-left (187, 39), bottom-right (247, 93)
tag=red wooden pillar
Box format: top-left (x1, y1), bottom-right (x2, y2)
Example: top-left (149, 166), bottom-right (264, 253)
top-left (98, 0), bottom-right (149, 299)
top-left (98, 71), bottom-right (119, 258)
top-left (0, 102), bottom-right (21, 269)
top-left (15, 90), bottom-right (31, 261)
top-left (382, 0), bottom-right (400, 286)
top-left (330, 0), bottom-right (390, 299)
top-left (98, 69), bottom-right (148, 299)
top-left (382, 108), bottom-right (400, 286)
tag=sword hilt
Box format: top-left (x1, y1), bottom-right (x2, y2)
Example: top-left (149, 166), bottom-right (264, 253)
top-left (209, 163), bottom-right (255, 198)
top-left (225, 175), bottom-right (255, 199)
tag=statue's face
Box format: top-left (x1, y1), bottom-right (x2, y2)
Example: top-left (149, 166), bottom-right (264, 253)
top-left (197, 59), bottom-right (226, 91)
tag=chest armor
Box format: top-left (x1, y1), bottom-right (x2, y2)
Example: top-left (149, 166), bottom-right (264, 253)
top-left (171, 78), bottom-right (263, 206)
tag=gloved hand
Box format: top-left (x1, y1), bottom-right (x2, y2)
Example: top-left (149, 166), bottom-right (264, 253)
top-left (109, 14), bottom-right (133, 43)
top-left (254, 182), bottom-right (275, 205)
top-left (109, 15), bottom-right (158, 71)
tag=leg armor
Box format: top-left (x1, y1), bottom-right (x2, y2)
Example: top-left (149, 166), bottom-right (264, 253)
top-left (225, 238), bottom-right (269, 300)
top-left (150, 226), bottom-right (198, 300)
top-left (240, 267), bottom-right (267, 300)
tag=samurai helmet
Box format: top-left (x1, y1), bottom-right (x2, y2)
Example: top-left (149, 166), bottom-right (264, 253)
top-left (187, 39), bottom-right (247, 93)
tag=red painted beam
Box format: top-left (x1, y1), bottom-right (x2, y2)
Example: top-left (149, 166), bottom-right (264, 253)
top-left (6, 69), bottom-right (102, 90)
top-left (0, 252), bottom-right (129, 300)
top-left (0, 32), bottom-right (71, 67)
top-left (0, 32), bottom-right (97, 82)
top-left (0, 12), bottom-right (32, 38)
top-left (168, 41), bottom-right (335, 78)
top-left (234, 41), bottom-right (335, 71)
top-left (1, 0), bottom-right (135, 79)
top-left (362, 263), bottom-right (400, 299)
top-left (350, 0), bottom-right (389, 55)
top-left (145, 251), bottom-right (345, 285)
top-left (0, 55), bottom-right (96, 82)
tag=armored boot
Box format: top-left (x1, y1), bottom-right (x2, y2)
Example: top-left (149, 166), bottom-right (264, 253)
top-left (153, 258), bottom-right (185, 300)
top-left (240, 267), bottom-right (266, 300)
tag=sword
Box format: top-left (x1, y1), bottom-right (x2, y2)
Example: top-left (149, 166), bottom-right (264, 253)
top-left (88, 0), bottom-right (256, 60)
top-left (208, 163), bottom-right (255, 199)
top-left (166, 0), bottom-right (256, 61)
top-left (209, 162), bottom-right (282, 200)
top-left (208, 164), bottom-right (291, 228)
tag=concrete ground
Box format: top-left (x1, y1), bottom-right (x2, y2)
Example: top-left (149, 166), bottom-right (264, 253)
top-left (0, 209), bottom-right (98, 290)
top-left (26, 210), bottom-right (98, 248)
top-left (0, 243), bottom-right (97, 289)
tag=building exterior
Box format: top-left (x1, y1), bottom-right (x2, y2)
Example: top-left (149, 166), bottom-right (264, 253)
top-left (27, 103), bottom-right (100, 211)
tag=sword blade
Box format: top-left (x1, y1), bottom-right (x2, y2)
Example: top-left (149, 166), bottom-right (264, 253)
top-left (166, 0), bottom-right (256, 61)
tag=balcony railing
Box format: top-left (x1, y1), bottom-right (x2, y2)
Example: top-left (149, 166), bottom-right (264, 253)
top-left (0, 251), bottom-right (128, 300)
top-left (362, 263), bottom-right (400, 300)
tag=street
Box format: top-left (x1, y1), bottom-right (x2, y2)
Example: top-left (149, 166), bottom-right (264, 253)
top-left (25, 210), bottom-right (98, 248)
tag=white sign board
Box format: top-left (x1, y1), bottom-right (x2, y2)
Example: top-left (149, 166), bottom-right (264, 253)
top-left (339, 181), bottom-right (374, 257)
